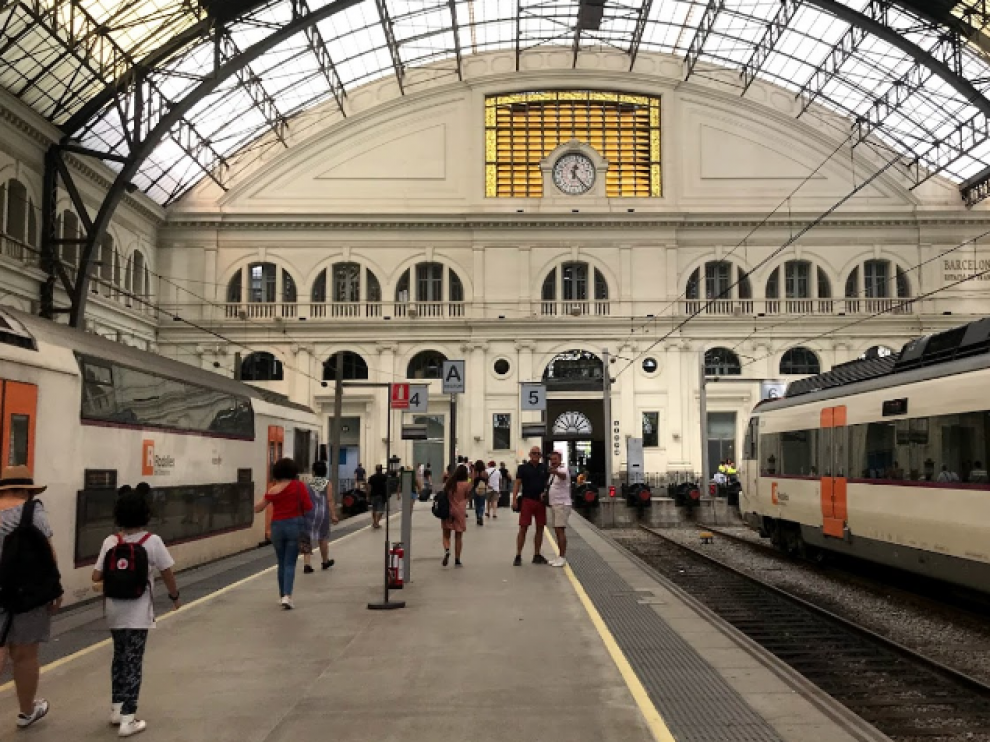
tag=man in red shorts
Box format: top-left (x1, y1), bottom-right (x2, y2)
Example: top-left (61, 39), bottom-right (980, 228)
top-left (511, 446), bottom-right (550, 566)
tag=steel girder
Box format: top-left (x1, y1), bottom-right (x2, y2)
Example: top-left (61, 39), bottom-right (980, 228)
top-left (627, 0), bottom-right (654, 71)
top-left (740, 0), bottom-right (800, 94)
top-left (220, 32), bottom-right (292, 148)
top-left (375, 0), bottom-right (405, 94)
top-left (48, 0), bottom-right (363, 327)
top-left (684, 0), bottom-right (725, 81)
top-left (449, 0), bottom-right (463, 81)
top-left (293, 0), bottom-right (348, 115)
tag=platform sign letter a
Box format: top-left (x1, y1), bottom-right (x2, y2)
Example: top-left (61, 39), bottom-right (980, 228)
top-left (442, 361), bottom-right (465, 394)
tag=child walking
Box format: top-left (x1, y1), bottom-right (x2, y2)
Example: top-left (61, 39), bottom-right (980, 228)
top-left (92, 489), bottom-right (181, 737)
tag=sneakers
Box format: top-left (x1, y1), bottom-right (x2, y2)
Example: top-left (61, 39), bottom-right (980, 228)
top-left (442, 551), bottom-right (450, 567)
top-left (550, 557), bottom-right (567, 568)
top-left (118, 715), bottom-right (147, 737)
top-left (17, 699), bottom-right (49, 729)
top-left (280, 596), bottom-right (294, 610)
top-left (110, 702), bottom-right (123, 726)
top-left (454, 559), bottom-right (462, 568)
top-left (303, 565), bottom-right (315, 574)
top-left (512, 555), bottom-right (522, 566)
top-left (322, 560), bottom-right (334, 570)
top-left (532, 554), bottom-right (549, 565)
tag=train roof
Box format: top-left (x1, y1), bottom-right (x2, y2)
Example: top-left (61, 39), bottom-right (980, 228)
top-left (0, 308), bottom-right (313, 415)
top-left (754, 316), bottom-right (990, 414)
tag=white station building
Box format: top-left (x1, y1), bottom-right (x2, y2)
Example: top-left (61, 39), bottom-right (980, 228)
top-left (3, 2), bottom-right (990, 484)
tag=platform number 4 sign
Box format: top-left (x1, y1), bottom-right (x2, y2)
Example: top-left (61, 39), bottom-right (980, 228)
top-left (520, 383), bottom-right (546, 411)
top-left (407, 385), bottom-right (429, 413)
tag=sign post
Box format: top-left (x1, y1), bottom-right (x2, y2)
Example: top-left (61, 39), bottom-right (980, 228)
top-left (442, 361), bottom-right (465, 467)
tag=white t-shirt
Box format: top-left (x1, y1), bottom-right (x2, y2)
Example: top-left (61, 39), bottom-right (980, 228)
top-left (96, 531), bottom-right (175, 630)
top-left (487, 467), bottom-right (501, 493)
top-left (547, 465), bottom-right (571, 506)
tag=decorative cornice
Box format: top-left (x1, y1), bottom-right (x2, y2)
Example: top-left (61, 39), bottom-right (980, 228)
top-left (160, 215), bottom-right (990, 232)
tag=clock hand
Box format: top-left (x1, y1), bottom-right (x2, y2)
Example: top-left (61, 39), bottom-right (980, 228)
top-left (575, 173), bottom-right (590, 188)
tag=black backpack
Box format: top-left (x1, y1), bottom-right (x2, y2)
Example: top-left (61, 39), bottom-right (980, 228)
top-left (0, 498), bottom-right (63, 616)
top-left (102, 533), bottom-right (152, 600)
top-left (432, 490), bottom-right (451, 520)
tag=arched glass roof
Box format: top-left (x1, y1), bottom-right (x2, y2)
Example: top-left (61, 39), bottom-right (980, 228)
top-left (2, 0), bottom-right (990, 205)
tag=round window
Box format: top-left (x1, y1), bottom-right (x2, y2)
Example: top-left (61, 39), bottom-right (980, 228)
top-left (494, 359), bottom-right (511, 376)
top-left (642, 357), bottom-right (658, 374)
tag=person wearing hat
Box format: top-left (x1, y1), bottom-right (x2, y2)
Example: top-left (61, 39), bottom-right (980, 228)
top-left (485, 461), bottom-right (501, 520)
top-left (0, 465), bottom-right (60, 729)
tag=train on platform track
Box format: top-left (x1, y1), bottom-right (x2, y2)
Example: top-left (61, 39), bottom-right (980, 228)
top-left (0, 308), bottom-right (320, 607)
top-left (741, 317), bottom-right (990, 593)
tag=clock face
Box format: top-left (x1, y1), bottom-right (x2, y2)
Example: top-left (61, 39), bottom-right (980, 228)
top-left (552, 153), bottom-right (596, 196)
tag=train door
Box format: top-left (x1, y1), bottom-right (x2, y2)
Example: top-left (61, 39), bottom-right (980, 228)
top-left (0, 380), bottom-right (37, 474)
top-left (819, 406), bottom-right (848, 539)
top-left (265, 426), bottom-right (284, 540)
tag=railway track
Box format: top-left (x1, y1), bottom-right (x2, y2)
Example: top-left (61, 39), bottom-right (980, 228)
top-left (618, 526), bottom-right (990, 742)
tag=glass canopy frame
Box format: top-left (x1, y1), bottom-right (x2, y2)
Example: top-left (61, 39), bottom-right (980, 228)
top-left (2, 0), bottom-right (990, 206)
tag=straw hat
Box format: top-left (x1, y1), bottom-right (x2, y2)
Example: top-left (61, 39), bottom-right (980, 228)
top-left (0, 465), bottom-right (46, 494)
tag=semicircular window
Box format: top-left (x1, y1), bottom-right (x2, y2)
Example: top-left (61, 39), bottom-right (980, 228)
top-left (552, 411), bottom-right (593, 436)
top-left (323, 351), bottom-right (369, 380)
top-left (543, 349), bottom-right (604, 391)
top-left (407, 350), bottom-right (447, 379)
top-left (779, 347), bottom-right (820, 376)
top-left (704, 348), bottom-right (741, 376)
top-left (240, 352), bottom-right (283, 381)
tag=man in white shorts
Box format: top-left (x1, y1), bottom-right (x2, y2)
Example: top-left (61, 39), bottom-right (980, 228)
top-left (546, 451), bottom-right (571, 568)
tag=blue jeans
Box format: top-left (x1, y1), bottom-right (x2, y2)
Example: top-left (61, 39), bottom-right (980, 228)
top-left (271, 517), bottom-right (303, 597)
top-left (473, 495), bottom-right (485, 520)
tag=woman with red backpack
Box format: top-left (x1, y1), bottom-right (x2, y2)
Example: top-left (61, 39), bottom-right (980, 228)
top-left (92, 487), bottom-right (180, 737)
top-left (254, 458), bottom-right (312, 609)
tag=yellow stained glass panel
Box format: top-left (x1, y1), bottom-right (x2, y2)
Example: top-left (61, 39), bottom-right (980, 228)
top-left (485, 90), bottom-right (661, 198)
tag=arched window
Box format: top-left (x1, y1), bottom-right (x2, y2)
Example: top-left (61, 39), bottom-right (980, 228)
top-left (311, 264), bottom-right (382, 317)
top-left (780, 348), bottom-right (821, 375)
top-left (686, 261), bottom-right (751, 313)
top-left (113, 249), bottom-right (123, 298)
top-left (395, 263), bottom-right (465, 317)
top-left (540, 262), bottom-right (609, 315)
top-left (552, 411), bottom-right (593, 436)
top-left (1, 178), bottom-right (37, 255)
top-left (96, 235), bottom-right (114, 297)
top-left (407, 350), bottom-right (447, 379)
top-left (131, 251), bottom-right (146, 297)
top-left (226, 263), bottom-right (297, 309)
top-left (241, 352), bottom-right (284, 381)
top-left (323, 351), bottom-right (369, 380)
top-left (766, 262), bottom-right (833, 313)
top-left (845, 259), bottom-right (911, 313)
top-left (60, 210), bottom-right (79, 267)
top-left (543, 350), bottom-right (604, 390)
top-left (704, 348), bottom-right (741, 376)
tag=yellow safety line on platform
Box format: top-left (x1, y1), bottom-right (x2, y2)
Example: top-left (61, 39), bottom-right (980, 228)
top-left (546, 534), bottom-right (678, 742)
top-left (0, 522), bottom-right (374, 697)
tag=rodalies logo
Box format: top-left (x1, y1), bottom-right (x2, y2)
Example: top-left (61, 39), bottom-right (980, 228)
top-left (141, 440), bottom-right (175, 477)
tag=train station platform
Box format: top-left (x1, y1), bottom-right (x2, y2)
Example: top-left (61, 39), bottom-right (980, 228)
top-left (0, 503), bottom-right (890, 742)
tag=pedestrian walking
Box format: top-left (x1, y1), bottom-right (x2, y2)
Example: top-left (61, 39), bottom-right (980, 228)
top-left (441, 464), bottom-right (471, 567)
top-left (302, 461), bottom-right (339, 574)
top-left (485, 461), bottom-right (501, 519)
top-left (498, 461), bottom-right (511, 508)
top-left (471, 460), bottom-right (489, 527)
top-left (367, 464), bottom-right (388, 529)
top-left (92, 489), bottom-right (181, 737)
top-left (253, 458), bottom-right (312, 609)
top-left (0, 465), bottom-right (61, 730)
top-left (511, 447), bottom-right (550, 566)
top-left (546, 451), bottom-right (572, 568)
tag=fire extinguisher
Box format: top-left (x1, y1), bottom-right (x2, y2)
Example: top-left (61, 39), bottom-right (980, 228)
top-left (389, 542), bottom-right (404, 590)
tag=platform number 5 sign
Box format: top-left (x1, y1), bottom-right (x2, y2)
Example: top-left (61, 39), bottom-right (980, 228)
top-left (520, 383), bottom-right (546, 411)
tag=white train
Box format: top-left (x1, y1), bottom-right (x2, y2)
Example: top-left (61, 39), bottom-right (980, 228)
top-left (0, 308), bottom-right (320, 606)
top-left (741, 318), bottom-right (990, 592)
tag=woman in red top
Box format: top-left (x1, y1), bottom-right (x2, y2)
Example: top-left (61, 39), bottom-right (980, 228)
top-left (254, 458), bottom-right (312, 609)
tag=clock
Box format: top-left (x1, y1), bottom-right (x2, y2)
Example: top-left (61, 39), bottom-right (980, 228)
top-left (552, 153), bottom-right (596, 196)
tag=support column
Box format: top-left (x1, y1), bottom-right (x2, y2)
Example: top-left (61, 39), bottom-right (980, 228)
top-left (518, 246), bottom-right (532, 314)
top-left (468, 341), bottom-right (488, 449)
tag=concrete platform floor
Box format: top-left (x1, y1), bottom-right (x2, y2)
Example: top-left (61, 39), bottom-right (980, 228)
top-left (0, 505), bottom-right (654, 742)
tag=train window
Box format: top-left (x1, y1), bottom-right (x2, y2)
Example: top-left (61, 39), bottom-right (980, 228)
top-left (77, 355), bottom-right (254, 438)
top-left (74, 480), bottom-right (254, 564)
top-left (294, 429), bottom-right (313, 473)
top-left (780, 429), bottom-right (818, 477)
top-left (84, 469), bottom-right (117, 490)
top-left (7, 414), bottom-right (28, 466)
top-left (760, 433), bottom-right (781, 476)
